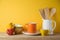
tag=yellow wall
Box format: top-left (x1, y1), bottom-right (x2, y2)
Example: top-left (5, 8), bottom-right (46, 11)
top-left (0, 0), bottom-right (60, 33)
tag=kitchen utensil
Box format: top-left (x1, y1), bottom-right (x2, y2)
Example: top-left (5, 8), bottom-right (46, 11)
top-left (42, 20), bottom-right (56, 34)
top-left (50, 8), bottom-right (56, 19)
top-left (44, 7), bottom-right (50, 19)
top-left (39, 9), bottom-right (45, 19)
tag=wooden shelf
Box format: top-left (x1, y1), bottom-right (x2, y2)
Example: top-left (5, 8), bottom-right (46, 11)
top-left (0, 33), bottom-right (60, 40)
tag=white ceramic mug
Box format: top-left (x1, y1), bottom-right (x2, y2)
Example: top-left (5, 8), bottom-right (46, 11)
top-left (42, 20), bottom-right (56, 34)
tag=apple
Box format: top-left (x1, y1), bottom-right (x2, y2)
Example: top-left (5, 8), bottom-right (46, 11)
top-left (7, 28), bottom-right (15, 35)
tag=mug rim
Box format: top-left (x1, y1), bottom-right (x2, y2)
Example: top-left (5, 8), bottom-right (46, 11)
top-left (14, 24), bottom-right (23, 27)
top-left (28, 22), bottom-right (36, 24)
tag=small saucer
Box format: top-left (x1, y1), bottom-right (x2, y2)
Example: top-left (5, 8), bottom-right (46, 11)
top-left (23, 32), bottom-right (40, 36)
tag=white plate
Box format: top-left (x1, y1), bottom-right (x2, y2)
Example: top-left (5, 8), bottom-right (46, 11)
top-left (23, 32), bottom-right (40, 36)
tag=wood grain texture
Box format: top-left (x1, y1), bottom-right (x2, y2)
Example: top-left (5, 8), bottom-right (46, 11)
top-left (0, 33), bottom-right (60, 40)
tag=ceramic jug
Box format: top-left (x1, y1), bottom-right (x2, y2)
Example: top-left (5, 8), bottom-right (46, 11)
top-left (42, 20), bottom-right (56, 34)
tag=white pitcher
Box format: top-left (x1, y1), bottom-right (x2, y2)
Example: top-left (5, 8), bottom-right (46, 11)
top-left (42, 19), bottom-right (56, 34)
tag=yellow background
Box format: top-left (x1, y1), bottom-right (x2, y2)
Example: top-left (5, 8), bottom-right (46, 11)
top-left (0, 0), bottom-right (60, 33)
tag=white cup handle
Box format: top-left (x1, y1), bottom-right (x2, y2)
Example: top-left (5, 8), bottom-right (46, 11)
top-left (52, 20), bottom-right (56, 31)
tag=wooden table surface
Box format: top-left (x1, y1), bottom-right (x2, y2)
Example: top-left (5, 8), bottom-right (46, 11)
top-left (0, 33), bottom-right (60, 40)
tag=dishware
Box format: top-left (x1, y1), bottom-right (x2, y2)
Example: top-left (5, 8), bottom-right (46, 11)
top-left (42, 20), bottom-right (56, 34)
top-left (40, 29), bottom-right (48, 36)
top-left (24, 22), bottom-right (37, 33)
top-left (23, 32), bottom-right (40, 36)
top-left (39, 7), bottom-right (56, 34)
top-left (14, 24), bottom-right (23, 34)
top-left (27, 22), bottom-right (36, 33)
